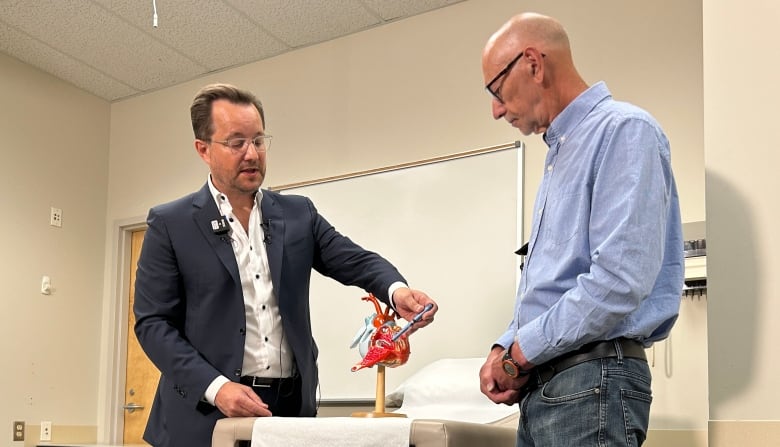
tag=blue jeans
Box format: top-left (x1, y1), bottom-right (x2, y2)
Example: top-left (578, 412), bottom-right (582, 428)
top-left (516, 357), bottom-right (652, 446)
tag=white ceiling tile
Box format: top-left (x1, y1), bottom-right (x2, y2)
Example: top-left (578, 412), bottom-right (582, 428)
top-left (360, 0), bottom-right (463, 21)
top-left (92, 0), bottom-right (290, 71)
top-left (226, 0), bottom-right (380, 48)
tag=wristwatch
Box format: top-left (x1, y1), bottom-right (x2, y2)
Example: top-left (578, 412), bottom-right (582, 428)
top-left (502, 348), bottom-right (530, 378)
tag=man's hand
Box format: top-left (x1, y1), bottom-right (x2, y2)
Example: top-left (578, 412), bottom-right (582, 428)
top-left (391, 288), bottom-right (438, 334)
top-left (214, 382), bottom-right (273, 417)
top-left (480, 346), bottom-right (530, 405)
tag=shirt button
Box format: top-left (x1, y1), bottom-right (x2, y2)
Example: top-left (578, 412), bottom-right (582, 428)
top-left (255, 274), bottom-right (260, 279)
top-left (234, 369), bottom-right (241, 377)
top-left (264, 336), bottom-right (269, 342)
top-left (547, 165), bottom-right (553, 172)
top-left (229, 217), bottom-right (234, 222)
top-left (239, 328), bottom-right (245, 335)
top-left (262, 305), bottom-right (266, 310)
top-left (538, 209), bottom-right (542, 215)
top-left (266, 365), bottom-right (271, 370)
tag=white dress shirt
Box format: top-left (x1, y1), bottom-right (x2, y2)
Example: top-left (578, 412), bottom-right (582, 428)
top-left (203, 177), bottom-right (293, 404)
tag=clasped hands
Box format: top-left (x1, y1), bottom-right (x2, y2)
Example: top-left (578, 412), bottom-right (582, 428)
top-left (480, 344), bottom-right (531, 405)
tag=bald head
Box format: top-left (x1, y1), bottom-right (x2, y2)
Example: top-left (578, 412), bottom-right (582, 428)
top-left (482, 12), bottom-right (588, 133)
top-left (486, 13), bottom-right (570, 58)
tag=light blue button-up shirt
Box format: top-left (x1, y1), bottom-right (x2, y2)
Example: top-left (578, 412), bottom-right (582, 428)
top-left (497, 82), bottom-right (683, 365)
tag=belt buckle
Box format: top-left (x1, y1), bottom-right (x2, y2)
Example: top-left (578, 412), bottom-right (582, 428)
top-left (251, 377), bottom-right (271, 388)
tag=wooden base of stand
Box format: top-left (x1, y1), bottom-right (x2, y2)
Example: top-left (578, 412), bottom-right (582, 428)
top-left (351, 411), bottom-right (407, 418)
top-left (351, 365), bottom-right (407, 418)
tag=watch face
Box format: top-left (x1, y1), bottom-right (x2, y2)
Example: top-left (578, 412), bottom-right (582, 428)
top-left (502, 360), bottom-right (518, 377)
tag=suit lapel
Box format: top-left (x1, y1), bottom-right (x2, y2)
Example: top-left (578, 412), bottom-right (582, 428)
top-left (192, 184), bottom-right (240, 284)
top-left (261, 191), bottom-right (285, 294)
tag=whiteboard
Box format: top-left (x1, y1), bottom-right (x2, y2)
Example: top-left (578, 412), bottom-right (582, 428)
top-left (277, 144), bottom-right (523, 400)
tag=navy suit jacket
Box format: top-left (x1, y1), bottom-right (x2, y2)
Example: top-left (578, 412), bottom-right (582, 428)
top-left (134, 184), bottom-right (405, 447)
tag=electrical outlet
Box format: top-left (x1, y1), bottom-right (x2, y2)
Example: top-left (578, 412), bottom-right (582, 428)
top-left (50, 207), bottom-right (62, 227)
top-left (40, 421), bottom-right (51, 441)
top-left (13, 420), bottom-right (24, 442)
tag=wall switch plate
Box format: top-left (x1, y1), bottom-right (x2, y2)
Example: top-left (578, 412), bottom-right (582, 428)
top-left (40, 421), bottom-right (51, 441)
top-left (41, 276), bottom-right (52, 295)
top-left (13, 421), bottom-right (24, 442)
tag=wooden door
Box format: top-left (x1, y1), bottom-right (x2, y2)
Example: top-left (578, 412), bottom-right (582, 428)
top-left (123, 229), bottom-right (158, 444)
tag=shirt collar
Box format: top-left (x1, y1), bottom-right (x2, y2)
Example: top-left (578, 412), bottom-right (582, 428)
top-left (207, 174), bottom-right (263, 212)
top-left (543, 81), bottom-right (612, 148)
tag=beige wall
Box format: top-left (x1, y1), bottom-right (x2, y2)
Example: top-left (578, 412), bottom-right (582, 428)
top-left (0, 52), bottom-right (110, 442)
top-left (704, 0), bottom-right (780, 445)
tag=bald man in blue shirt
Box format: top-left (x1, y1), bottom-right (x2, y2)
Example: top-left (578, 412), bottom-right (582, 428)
top-left (479, 13), bottom-right (683, 446)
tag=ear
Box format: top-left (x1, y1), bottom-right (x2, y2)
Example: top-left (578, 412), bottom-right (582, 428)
top-left (525, 48), bottom-right (545, 81)
top-left (194, 139), bottom-right (210, 164)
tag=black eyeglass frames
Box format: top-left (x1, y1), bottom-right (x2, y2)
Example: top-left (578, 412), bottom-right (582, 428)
top-left (485, 51), bottom-right (525, 104)
top-left (485, 51), bottom-right (545, 104)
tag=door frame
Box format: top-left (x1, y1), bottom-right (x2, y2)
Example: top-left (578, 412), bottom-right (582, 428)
top-left (97, 216), bottom-right (147, 443)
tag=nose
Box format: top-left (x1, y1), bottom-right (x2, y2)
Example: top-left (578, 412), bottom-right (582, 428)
top-left (491, 98), bottom-right (506, 120)
top-left (242, 143), bottom-right (262, 160)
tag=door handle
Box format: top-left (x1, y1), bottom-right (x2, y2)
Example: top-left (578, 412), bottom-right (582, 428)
top-left (123, 403), bottom-right (145, 413)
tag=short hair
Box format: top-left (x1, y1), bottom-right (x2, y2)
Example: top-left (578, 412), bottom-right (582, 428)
top-left (190, 83), bottom-right (265, 140)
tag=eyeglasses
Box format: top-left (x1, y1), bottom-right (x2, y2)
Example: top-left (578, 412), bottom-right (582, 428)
top-left (485, 51), bottom-right (545, 104)
top-left (485, 52), bottom-right (525, 104)
top-left (209, 135), bottom-right (273, 154)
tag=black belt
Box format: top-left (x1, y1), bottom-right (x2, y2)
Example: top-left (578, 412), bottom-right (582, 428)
top-left (535, 338), bottom-right (646, 383)
top-left (240, 375), bottom-right (296, 389)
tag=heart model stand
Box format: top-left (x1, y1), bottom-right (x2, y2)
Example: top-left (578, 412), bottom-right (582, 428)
top-left (351, 365), bottom-right (406, 418)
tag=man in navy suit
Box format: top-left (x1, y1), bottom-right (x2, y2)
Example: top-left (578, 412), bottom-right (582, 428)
top-left (134, 83), bottom-right (438, 447)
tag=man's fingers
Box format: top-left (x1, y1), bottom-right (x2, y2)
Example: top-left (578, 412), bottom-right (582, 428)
top-left (240, 388), bottom-right (271, 416)
top-left (217, 384), bottom-right (273, 417)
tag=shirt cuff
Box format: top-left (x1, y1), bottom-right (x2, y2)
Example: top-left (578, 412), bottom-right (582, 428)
top-left (203, 375), bottom-right (230, 405)
top-left (516, 319), bottom-right (557, 365)
top-left (387, 281), bottom-right (409, 310)
top-left (496, 330), bottom-right (515, 350)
